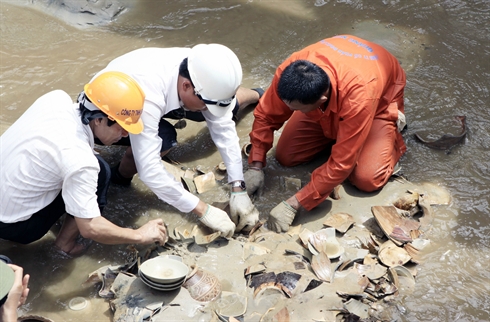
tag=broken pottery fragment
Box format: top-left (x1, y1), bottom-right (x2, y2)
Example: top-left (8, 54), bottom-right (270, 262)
top-left (414, 115), bottom-right (466, 151)
top-left (242, 143), bottom-right (252, 157)
top-left (193, 172), bottom-right (217, 194)
top-left (217, 161), bottom-right (226, 172)
top-left (392, 190), bottom-right (420, 211)
top-left (276, 271), bottom-right (302, 297)
top-left (194, 231), bottom-right (221, 245)
top-left (284, 249), bottom-right (311, 264)
top-left (248, 220), bottom-right (264, 236)
top-left (274, 307), bottom-right (290, 322)
top-left (249, 272), bottom-right (276, 290)
top-left (214, 291), bottom-right (247, 319)
top-left (417, 182), bottom-right (451, 205)
top-left (311, 251), bottom-right (332, 282)
top-left (344, 298), bottom-right (369, 319)
top-left (403, 242), bottom-right (422, 264)
top-left (181, 176), bottom-right (197, 194)
top-left (354, 262), bottom-right (387, 281)
top-left (18, 316), bottom-right (55, 322)
top-left (243, 242), bottom-right (271, 260)
top-left (304, 279), bottom-right (323, 292)
top-left (282, 176), bottom-right (301, 191)
top-left (323, 212), bottom-right (355, 233)
top-left (388, 265), bottom-right (416, 295)
top-left (299, 228), bottom-right (314, 247)
top-left (329, 185), bottom-right (342, 200)
top-left (244, 264), bottom-right (267, 276)
top-left (372, 206), bottom-right (421, 246)
top-left (308, 228), bottom-right (345, 259)
top-left (334, 269), bottom-right (366, 296)
top-left (99, 267), bottom-right (118, 298)
top-left (248, 271), bottom-right (303, 298)
top-left (174, 225), bottom-right (197, 241)
top-left (378, 240), bottom-right (411, 267)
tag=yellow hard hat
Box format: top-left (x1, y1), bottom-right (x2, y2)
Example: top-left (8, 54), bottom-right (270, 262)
top-left (84, 71), bottom-right (145, 134)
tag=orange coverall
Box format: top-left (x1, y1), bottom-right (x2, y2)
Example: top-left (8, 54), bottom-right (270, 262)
top-left (249, 35), bottom-right (407, 211)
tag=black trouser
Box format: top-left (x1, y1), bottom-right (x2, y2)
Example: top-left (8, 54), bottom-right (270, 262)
top-left (0, 155), bottom-right (111, 244)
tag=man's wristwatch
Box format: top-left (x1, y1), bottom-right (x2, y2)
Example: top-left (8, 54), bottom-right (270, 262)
top-left (231, 180), bottom-right (246, 191)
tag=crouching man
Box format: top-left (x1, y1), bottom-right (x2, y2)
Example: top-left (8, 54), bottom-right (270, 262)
top-left (0, 72), bottom-right (168, 255)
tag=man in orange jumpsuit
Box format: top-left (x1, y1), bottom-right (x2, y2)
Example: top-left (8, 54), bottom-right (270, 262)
top-left (245, 35), bottom-right (407, 232)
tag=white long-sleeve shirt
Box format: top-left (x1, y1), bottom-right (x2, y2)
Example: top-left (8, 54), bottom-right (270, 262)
top-left (0, 90), bottom-right (101, 223)
top-left (95, 48), bottom-right (244, 213)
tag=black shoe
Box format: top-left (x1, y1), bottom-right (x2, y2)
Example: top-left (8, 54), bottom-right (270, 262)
top-left (110, 163), bottom-right (133, 186)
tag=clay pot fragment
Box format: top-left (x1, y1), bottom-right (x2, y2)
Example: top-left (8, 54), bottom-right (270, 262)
top-left (354, 262), bottom-right (387, 281)
top-left (276, 271), bottom-right (302, 298)
top-left (378, 240), bottom-right (411, 267)
top-left (244, 264), bottom-right (266, 276)
top-left (329, 185), bottom-right (342, 200)
top-left (299, 228), bottom-right (314, 247)
top-left (311, 251), bottom-right (332, 283)
top-left (284, 249), bottom-right (311, 264)
top-left (274, 307), bottom-right (290, 322)
top-left (308, 228), bottom-right (345, 259)
top-left (214, 291), bottom-right (247, 320)
top-left (393, 190), bottom-right (420, 211)
top-left (193, 172), bottom-right (217, 194)
top-left (323, 212), bottom-right (355, 233)
top-left (344, 299), bottom-right (369, 319)
top-left (242, 143), bottom-right (252, 157)
top-left (18, 316), bottom-right (55, 322)
top-left (371, 206), bottom-right (421, 246)
top-left (414, 115), bottom-right (467, 151)
top-left (388, 265), bottom-right (415, 295)
top-left (194, 231), bottom-right (221, 245)
top-left (181, 176), bottom-right (197, 194)
top-left (248, 271), bottom-right (302, 298)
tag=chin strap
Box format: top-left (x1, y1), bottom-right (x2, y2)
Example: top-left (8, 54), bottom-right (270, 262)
top-left (78, 91), bottom-right (106, 125)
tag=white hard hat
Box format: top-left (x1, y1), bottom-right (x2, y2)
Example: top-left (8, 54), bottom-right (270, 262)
top-left (188, 44), bottom-right (243, 118)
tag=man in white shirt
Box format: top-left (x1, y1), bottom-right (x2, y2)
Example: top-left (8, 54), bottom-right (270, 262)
top-left (0, 72), bottom-right (168, 255)
top-left (91, 44), bottom-right (260, 236)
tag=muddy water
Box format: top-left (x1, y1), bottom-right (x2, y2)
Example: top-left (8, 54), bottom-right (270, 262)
top-left (1, 0), bottom-right (489, 321)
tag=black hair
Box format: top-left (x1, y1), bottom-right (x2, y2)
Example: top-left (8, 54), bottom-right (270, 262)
top-left (178, 58), bottom-right (195, 87)
top-left (277, 60), bottom-right (330, 105)
top-left (0, 295), bottom-right (7, 307)
top-left (78, 93), bottom-right (116, 127)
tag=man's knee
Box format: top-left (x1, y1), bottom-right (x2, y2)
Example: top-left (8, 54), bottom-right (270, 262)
top-left (349, 166), bottom-right (390, 192)
top-left (276, 150), bottom-right (301, 167)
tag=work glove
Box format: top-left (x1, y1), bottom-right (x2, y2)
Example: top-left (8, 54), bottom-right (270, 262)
top-left (267, 201), bottom-right (297, 233)
top-left (229, 191), bottom-right (260, 233)
top-left (243, 168), bottom-right (265, 197)
top-left (199, 204), bottom-right (236, 238)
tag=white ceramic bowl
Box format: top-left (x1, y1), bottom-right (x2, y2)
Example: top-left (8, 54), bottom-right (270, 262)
top-left (139, 271), bottom-right (185, 290)
top-left (139, 256), bottom-right (189, 284)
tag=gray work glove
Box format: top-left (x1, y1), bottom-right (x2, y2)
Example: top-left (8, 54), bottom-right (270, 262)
top-left (267, 201), bottom-right (297, 233)
top-left (243, 168), bottom-right (265, 197)
top-left (229, 191), bottom-right (260, 233)
top-left (199, 204), bottom-right (236, 238)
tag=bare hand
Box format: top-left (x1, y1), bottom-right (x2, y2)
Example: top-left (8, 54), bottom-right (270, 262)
top-left (1, 264), bottom-right (30, 321)
top-left (137, 219), bottom-right (168, 245)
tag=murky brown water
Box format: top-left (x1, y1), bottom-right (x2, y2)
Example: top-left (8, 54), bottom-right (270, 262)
top-left (1, 0), bottom-right (489, 321)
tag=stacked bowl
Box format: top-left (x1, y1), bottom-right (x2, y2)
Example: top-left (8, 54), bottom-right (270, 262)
top-left (139, 255), bottom-right (189, 291)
